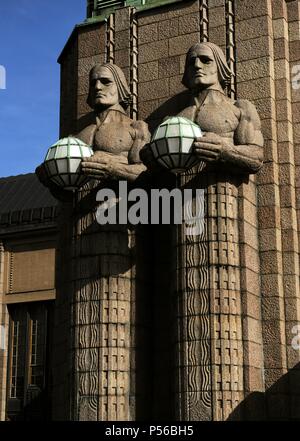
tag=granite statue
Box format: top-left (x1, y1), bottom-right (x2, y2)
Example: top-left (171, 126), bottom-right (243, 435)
top-left (141, 42), bottom-right (264, 174)
top-left (36, 63), bottom-right (150, 194)
top-left (77, 63), bottom-right (150, 182)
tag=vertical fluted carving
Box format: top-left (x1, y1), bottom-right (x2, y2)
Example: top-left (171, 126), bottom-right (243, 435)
top-left (225, 0), bottom-right (236, 99)
top-left (130, 8), bottom-right (138, 121)
top-left (175, 167), bottom-right (244, 421)
top-left (106, 13), bottom-right (115, 64)
top-left (200, 0), bottom-right (209, 42)
top-left (176, 164), bottom-right (212, 421)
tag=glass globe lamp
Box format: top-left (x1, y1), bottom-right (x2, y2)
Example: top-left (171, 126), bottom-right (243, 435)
top-left (149, 117), bottom-right (202, 172)
top-left (43, 137), bottom-right (93, 190)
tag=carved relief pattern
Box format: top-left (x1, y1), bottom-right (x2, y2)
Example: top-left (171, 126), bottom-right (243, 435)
top-left (177, 167), bottom-right (244, 421)
top-left (206, 176), bottom-right (244, 420)
top-left (177, 164), bottom-right (212, 420)
top-left (200, 0), bottom-right (209, 42)
top-left (225, 0), bottom-right (236, 99)
top-left (106, 8), bottom-right (138, 120)
top-left (106, 13), bottom-right (115, 64)
top-left (130, 8), bottom-right (138, 121)
top-left (72, 184), bottom-right (133, 420)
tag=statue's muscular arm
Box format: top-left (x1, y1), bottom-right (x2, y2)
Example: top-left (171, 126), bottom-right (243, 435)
top-left (193, 99), bottom-right (264, 174)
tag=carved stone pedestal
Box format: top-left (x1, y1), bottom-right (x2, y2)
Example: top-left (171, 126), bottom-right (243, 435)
top-left (150, 166), bottom-right (246, 420)
top-left (53, 181), bottom-right (151, 421)
top-left (175, 167), bottom-right (245, 420)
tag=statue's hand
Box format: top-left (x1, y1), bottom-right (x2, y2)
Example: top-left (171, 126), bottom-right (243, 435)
top-left (193, 133), bottom-right (234, 163)
top-left (82, 150), bottom-right (131, 179)
top-left (81, 152), bottom-right (115, 180)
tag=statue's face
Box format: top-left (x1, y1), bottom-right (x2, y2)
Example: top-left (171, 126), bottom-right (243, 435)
top-left (89, 66), bottom-right (119, 109)
top-left (186, 46), bottom-right (219, 89)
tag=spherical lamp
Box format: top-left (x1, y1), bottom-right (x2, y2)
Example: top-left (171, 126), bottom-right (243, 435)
top-left (43, 137), bottom-right (93, 190)
top-left (149, 117), bottom-right (202, 172)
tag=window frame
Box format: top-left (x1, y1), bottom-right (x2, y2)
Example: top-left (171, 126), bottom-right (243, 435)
top-left (6, 301), bottom-right (53, 421)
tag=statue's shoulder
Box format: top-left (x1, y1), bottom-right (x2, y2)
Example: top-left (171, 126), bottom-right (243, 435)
top-left (177, 106), bottom-right (196, 120)
top-left (130, 120), bottom-right (150, 142)
top-left (75, 123), bottom-right (97, 146)
top-left (127, 120), bottom-right (151, 164)
top-left (107, 111), bottom-right (150, 141)
top-left (234, 99), bottom-right (261, 124)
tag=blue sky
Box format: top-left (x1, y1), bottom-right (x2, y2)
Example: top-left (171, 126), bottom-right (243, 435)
top-left (0, 0), bottom-right (86, 177)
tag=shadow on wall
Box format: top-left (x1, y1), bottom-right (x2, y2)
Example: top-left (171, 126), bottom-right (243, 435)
top-left (229, 362), bottom-right (300, 421)
top-left (145, 90), bottom-right (192, 132)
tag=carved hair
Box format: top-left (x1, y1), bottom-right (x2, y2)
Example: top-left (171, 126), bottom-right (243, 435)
top-left (182, 42), bottom-right (231, 90)
top-left (87, 63), bottom-right (132, 110)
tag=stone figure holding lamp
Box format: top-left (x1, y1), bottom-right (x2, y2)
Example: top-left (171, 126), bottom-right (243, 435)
top-left (78, 63), bottom-right (150, 182)
top-left (141, 42), bottom-right (264, 174)
top-left (36, 63), bottom-right (150, 193)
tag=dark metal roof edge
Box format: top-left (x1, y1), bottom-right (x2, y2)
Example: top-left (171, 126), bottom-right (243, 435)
top-left (0, 221), bottom-right (58, 238)
top-left (0, 172), bottom-right (35, 182)
top-left (0, 206), bottom-right (58, 228)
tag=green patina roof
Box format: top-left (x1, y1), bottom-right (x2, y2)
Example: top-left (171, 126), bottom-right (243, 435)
top-left (87, 0), bottom-right (185, 19)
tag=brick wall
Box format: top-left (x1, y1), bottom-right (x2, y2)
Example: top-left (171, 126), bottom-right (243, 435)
top-left (138, 0), bottom-right (200, 130)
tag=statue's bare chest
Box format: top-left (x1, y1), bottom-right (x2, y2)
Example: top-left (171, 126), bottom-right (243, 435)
top-left (195, 102), bottom-right (239, 136)
top-left (93, 121), bottom-right (134, 154)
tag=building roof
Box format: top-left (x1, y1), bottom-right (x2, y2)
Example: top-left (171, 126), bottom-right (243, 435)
top-left (0, 173), bottom-right (57, 229)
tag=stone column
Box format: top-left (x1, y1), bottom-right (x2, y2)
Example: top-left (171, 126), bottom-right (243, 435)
top-left (207, 174), bottom-right (244, 421)
top-left (175, 167), bottom-right (211, 421)
top-left (70, 181), bottom-right (151, 420)
top-left (173, 167), bottom-right (244, 421)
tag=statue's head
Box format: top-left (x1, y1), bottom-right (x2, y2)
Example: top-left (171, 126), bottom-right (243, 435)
top-left (182, 42), bottom-right (231, 91)
top-left (87, 63), bottom-right (132, 110)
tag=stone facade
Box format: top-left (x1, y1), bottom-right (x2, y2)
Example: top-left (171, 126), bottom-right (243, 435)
top-left (1, 0), bottom-right (300, 421)
top-left (51, 0), bottom-right (300, 421)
